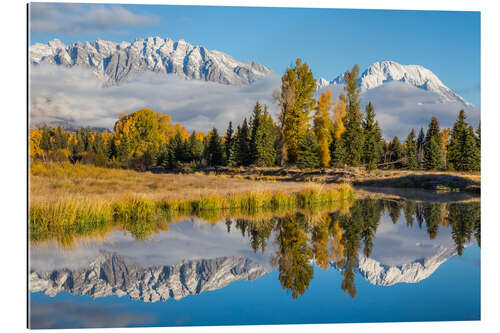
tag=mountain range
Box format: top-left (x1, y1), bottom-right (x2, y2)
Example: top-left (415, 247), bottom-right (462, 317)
top-left (30, 253), bottom-right (268, 302)
top-left (29, 38), bottom-right (473, 107)
top-left (29, 37), bottom-right (272, 86)
top-left (29, 245), bottom-right (461, 301)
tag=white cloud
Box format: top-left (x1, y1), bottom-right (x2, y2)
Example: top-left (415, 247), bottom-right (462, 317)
top-left (30, 64), bottom-right (281, 133)
top-left (30, 3), bottom-right (160, 35)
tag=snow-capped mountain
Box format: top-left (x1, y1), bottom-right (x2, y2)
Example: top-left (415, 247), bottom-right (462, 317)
top-left (317, 61), bottom-right (472, 107)
top-left (30, 252), bottom-right (269, 302)
top-left (316, 77), bottom-right (330, 90)
top-left (355, 245), bottom-right (458, 286)
top-left (29, 37), bottom-right (273, 86)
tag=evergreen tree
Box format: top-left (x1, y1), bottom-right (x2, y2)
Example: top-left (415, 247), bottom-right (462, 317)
top-left (40, 128), bottom-right (52, 152)
top-left (462, 126), bottom-right (480, 171)
top-left (362, 102), bottom-right (383, 170)
top-left (78, 127), bottom-right (92, 152)
top-left (187, 131), bottom-right (204, 164)
top-left (388, 136), bottom-right (403, 168)
top-left (249, 102), bottom-right (264, 165)
top-left (108, 137), bottom-right (118, 160)
top-left (387, 201), bottom-right (402, 224)
top-left (340, 65), bottom-right (364, 166)
top-left (117, 134), bottom-right (130, 162)
top-left (447, 110), bottom-right (479, 171)
top-left (441, 128), bottom-right (450, 170)
top-left (234, 119), bottom-right (251, 166)
top-left (206, 128), bottom-right (225, 167)
top-left (448, 202), bottom-right (480, 255)
top-left (171, 131), bottom-right (186, 163)
top-left (159, 142), bottom-right (175, 170)
top-left (224, 121), bottom-right (234, 164)
top-left (71, 132), bottom-right (85, 162)
top-left (374, 122), bottom-right (384, 164)
top-left (476, 121), bottom-right (481, 168)
top-left (143, 145), bottom-right (157, 169)
top-left (332, 137), bottom-right (347, 167)
top-left (403, 201), bottom-right (417, 227)
top-left (92, 131), bottom-right (105, 155)
top-left (423, 203), bottom-right (441, 240)
top-left (227, 126), bottom-right (240, 167)
top-left (447, 110), bottom-right (468, 171)
top-left (416, 128), bottom-right (425, 169)
top-left (313, 89), bottom-right (333, 167)
top-left (406, 129), bottom-right (418, 170)
top-left (424, 117), bottom-right (442, 170)
top-left (257, 106), bottom-right (278, 166)
top-left (424, 137), bottom-right (442, 170)
top-left (53, 126), bottom-right (68, 150)
top-left (476, 121), bottom-right (481, 150)
top-left (296, 131), bottom-right (320, 169)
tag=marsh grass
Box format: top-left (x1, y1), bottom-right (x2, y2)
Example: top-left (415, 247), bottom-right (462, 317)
top-left (29, 162), bottom-right (354, 246)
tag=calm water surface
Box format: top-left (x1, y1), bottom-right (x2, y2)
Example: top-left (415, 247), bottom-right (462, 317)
top-left (28, 198), bottom-right (480, 329)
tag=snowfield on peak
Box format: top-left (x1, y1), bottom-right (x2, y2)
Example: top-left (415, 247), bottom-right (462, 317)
top-left (318, 61), bottom-right (473, 107)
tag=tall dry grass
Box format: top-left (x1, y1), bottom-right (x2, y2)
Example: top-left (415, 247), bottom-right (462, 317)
top-left (29, 162), bottom-right (354, 245)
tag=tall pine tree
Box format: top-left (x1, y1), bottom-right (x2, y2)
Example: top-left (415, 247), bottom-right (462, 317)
top-left (206, 128), bottom-right (225, 167)
top-left (416, 128), bottom-right (425, 169)
top-left (406, 129), bottom-right (418, 170)
top-left (224, 121), bottom-right (234, 163)
top-left (424, 117), bottom-right (443, 170)
top-left (297, 131), bottom-right (320, 169)
top-left (362, 102), bottom-right (383, 170)
top-left (447, 110), bottom-right (468, 171)
top-left (187, 131), bottom-right (204, 164)
top-left (388, 136), bottom-right (403, 168)
top-left (234, 119), bottom-right (251, 166)
top-left (340, 65), bottom-right (364, 166)
top-left (462, 126), bottom-right (480, 171)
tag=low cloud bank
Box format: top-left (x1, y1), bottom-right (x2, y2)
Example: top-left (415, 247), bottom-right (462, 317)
top-left (30, 65), bottom-right (480, 139)
top-left (360, 81), bottom-right (480, 139)
top-left (30, 64), bottom-right (281, 133)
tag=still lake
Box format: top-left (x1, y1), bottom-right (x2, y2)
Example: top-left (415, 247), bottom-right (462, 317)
top-left (28, 197), bottom-right (480, 329)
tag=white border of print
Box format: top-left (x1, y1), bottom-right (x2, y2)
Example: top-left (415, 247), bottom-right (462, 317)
top-left (1, 1), bottom-right (497, 333)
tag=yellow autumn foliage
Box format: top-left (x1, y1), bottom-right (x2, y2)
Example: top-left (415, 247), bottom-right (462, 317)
top-left (332, 94), bottom-right (347, 140)
top-left (330, 220), bottom-right (344, 268)
top-left (314, 89), bottom-right (334, 167)
top-left (441, 128), bottom-right (450, 152)
top-left (30, 129), bottom-right (43, 159)
top-left (113, 108), bottom-right (188, 158)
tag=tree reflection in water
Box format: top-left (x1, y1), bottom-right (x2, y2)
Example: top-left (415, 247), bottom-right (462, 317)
top-left (229, 199), bottom-right (480, 300)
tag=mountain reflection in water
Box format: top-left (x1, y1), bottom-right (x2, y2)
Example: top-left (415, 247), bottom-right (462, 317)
top-left (29, 198), bottom-right (480, 303)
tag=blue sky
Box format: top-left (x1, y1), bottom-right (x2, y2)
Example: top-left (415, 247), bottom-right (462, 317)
top-left (30, 3), bottom-right (480, 105)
